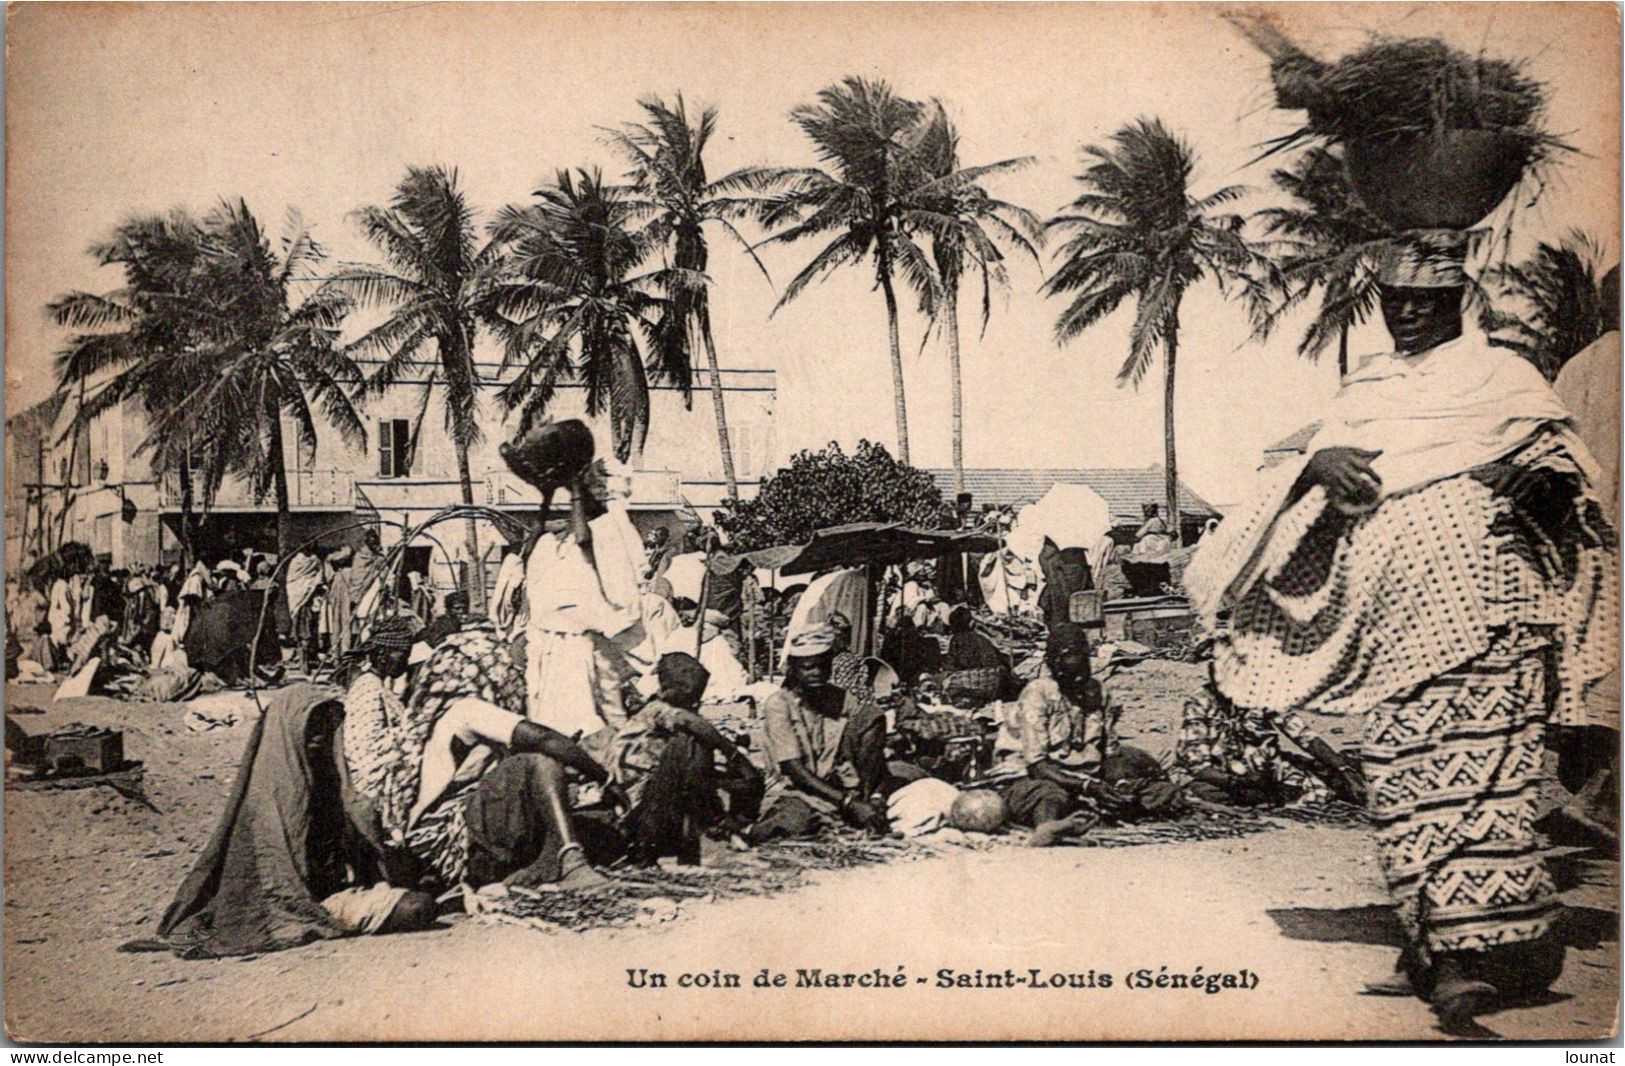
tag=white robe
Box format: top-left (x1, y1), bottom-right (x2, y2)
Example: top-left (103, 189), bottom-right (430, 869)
top-left (523, 527), bottom-right (642, 739)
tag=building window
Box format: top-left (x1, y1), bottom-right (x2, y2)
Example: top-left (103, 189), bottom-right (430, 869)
top-left (378, 419), bottom-right (413, 478)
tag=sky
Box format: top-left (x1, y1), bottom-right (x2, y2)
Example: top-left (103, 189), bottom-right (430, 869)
top-left (6, 2), bottom-right (1619, 508)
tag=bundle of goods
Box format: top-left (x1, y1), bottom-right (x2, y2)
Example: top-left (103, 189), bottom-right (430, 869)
top-left (973, 608), bottom-right (1046, 664)
top-left (892, 708), bottom-right (995, 784)
top-left (937, 667), bottom-right (1003, 708)
top-left (1227, 12), bottom-right (1568, 230)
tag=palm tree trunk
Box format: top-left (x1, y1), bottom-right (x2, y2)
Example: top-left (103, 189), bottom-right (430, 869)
top-left (266, 408), bottom-right (293, 561)
top-left (456, 440), bottom-right (486, 613)
top-left (944, 286), bottom-right (965, 495)
top-left (878, 268), bottom-right (911, 466)
top-left (1164, 314), bottom-right (1181, 549)
top-left (697, 303), bottom-right (740, 501)
top-left (1337, 323), bottom-right (1349, 380)
top-left (178, 447), bottom-right (196, 570)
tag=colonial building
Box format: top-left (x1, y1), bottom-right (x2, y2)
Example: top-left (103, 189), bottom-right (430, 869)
top-left (6, 360), bottom-right (776, 592)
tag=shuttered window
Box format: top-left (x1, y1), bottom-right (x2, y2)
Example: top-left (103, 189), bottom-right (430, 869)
top-left (378, 418), bottom-right (412, 478)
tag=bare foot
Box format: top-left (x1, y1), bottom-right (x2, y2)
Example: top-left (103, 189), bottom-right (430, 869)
top-left (557, 847), bottom-right (609, 890)
top-left (1028, 811), bottom-right (1098, 847)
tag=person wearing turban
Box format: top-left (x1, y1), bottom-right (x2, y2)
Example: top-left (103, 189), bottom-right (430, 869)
top-left (607, 652), bottom-right (764, 864)
top-left (1187, 228), bottom-right (1617, 1028)
top-left (752, 626), bottom-right (893, 839)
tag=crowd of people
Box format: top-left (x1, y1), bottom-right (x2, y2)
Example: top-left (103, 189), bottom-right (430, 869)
top-left (133, 416), bottom-right (1379, 967)
top-left (25, 241), bottom-right (1621, 1038)
top-left (6, 543), bottom-right (285, 696)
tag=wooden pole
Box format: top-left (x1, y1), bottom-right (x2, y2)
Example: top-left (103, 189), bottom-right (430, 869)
top-left (693, 556), bottom-right (711, 659)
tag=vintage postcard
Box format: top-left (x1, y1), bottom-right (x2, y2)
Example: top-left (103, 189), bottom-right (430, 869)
top-left (4, 1), bottom-right (1619, 1044)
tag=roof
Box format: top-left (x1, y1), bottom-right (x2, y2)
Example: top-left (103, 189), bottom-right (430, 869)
top-left (1264, 423), bottom-right (1321, 455)
top-left (927, 468), bottom-right (1221, 525)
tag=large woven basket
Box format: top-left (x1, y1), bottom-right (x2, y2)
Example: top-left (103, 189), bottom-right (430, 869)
top-left (1344, 130), bottom-right (1530, 230)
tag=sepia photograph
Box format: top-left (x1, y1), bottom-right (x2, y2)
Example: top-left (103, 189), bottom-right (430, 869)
top-left (2, 0), bottom-right (1620, 1044)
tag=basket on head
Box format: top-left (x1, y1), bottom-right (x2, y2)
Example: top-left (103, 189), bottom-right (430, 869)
top-left (1344, 130), bottom-right (1533, 231)
top-left (499, 418), bottom-right (595, 493)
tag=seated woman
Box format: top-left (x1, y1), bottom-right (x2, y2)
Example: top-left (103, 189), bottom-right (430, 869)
top-left (1170, 669), bottom-right (1365, 807)
top-left (342, 617), bottom-right (622, 894)
top-left (132, 678), bottom-right (441, 959)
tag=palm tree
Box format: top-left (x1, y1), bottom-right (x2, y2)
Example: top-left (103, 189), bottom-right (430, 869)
top-left (1253, 146), bottom-right (1390, 378)
top-left (484, 168), bottom-right (683, 462)
top-left (51, 210), bottom-right (216, 563)
top-left (325, 165), bottom-right (501, 609)
top-left (902, 102), bottom-right (1043, 495)
top-left (605, 94), bottom-right (779, 501)
top-left (52, 203), bottom-right (365, 561)
top-left (1044, 118), bottom-right (1265, 546)
top-left (1482, 230), bottom-right (1619, 381)
top-left (166, 201), bottom-right (366, 559)
top-left (756, 76), bottom-right (941, 465)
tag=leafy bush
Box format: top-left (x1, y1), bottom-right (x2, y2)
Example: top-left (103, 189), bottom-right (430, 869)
top-left (715, 440), bottom-right (950, 552)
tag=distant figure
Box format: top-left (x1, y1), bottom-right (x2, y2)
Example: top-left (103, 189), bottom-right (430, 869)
top-left (1130, 502), bottom-right (1173, 560)
top-left (1037, 540), bottom-right (1093, 631)
top-left (419, 590), bottom-right (472, 649)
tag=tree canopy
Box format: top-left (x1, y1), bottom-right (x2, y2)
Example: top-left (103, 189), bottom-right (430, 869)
top-left (714, 439), bottom-right (949, 552)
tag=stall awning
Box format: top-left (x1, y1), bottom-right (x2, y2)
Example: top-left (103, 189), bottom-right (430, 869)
top-left (717, 522), bottom-right (998, 578)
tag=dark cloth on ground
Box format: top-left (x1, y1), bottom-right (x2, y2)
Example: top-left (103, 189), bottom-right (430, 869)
top-left (621, 733), bottom-right (764, 864)
top-left (462, 753), bottom-right (624, 887)
top-left (990, 744), bottom-right (1180, 828)
top-left (747, 795), bottom-right (821, 842)
top-left (139, 684), bottom-right (362, 958)
top-left (182, 589), bottom-right (282, 687)
top-left (1001, 776), bottom-right (1074, 827)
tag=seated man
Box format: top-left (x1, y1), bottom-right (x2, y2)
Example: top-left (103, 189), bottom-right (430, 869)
top-left (944, 605), bottom-right (1003, 672)
top-left (608, 652), bottom-right (764, 865)
top-left (987, 623), bottom-right (1181, 846)
top-left (418, 590), bottom-right (472, 650)
top-left (752, 627), bottom-right (892, 839)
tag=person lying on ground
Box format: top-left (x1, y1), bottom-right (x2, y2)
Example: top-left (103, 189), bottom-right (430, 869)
top-left (342, 617), bottom-right (623, 893)
top-left (609, 652), bottom-right (764, 865)
top-left (985, 623), bottom-right (1184, 846)
top-left (1170, 668), bottom-right (1365, 807)
top-left (752, 627), bottom-right (896, 840)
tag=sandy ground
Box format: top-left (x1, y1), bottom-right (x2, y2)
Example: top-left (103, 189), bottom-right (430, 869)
top-left (3, 661), bottom-right (1618, 1043)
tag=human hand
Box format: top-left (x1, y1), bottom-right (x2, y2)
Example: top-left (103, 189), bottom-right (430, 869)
top-left (843, 796), bottom-right (888, 833)
top-left (1303, 447), bottom-right (1383, 514)
top-left (601, 781), bottom-right (631, 815)
top-left (1086, 780), bottom-right (1132, 818)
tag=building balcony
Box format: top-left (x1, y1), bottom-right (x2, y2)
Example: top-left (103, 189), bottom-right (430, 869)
top-left (158, 469), bottom-right (355, 512)
top-left (483, 469), bottom-right (684, 510)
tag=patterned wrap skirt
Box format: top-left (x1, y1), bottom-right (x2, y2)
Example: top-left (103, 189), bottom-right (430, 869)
top-left (1363, 624), bottom-right (1558, 959)
top-left (403, 622), bottom-right (526, 886)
